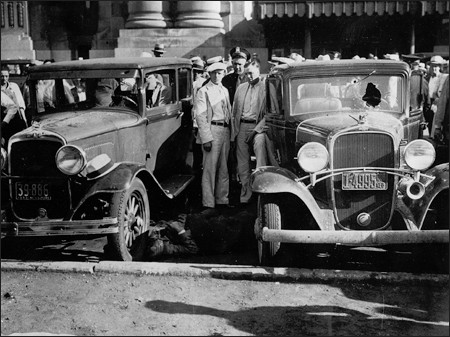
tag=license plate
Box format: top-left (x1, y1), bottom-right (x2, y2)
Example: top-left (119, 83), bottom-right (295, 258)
top-left (342, 172), bottom-right (387, 190)
top-left (15, 182), bottom-right (51, 200)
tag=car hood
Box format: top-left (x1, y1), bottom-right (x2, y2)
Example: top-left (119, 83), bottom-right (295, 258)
top-left (297, 111), bottom-right (403, 136)
top-left (17, 109), bottom-right (142, 142)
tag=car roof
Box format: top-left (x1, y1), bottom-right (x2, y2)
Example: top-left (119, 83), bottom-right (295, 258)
top-left (27, 57), bottom-right (192, 73)
top-left (272, 59), bottom-right (410, 75)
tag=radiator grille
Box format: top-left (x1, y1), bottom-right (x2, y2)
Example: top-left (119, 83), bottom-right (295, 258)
top-left (10, 139), bottom-right (70, 220)
top-left (332, 133), bottom-right (395, 230)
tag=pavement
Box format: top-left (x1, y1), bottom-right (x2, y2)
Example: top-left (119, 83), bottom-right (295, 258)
top-left (1, 260), bottom-right (448, 285)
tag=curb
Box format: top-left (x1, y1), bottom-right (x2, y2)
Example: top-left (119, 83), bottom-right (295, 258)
top-left (1, 261), bottom-right (448, 285)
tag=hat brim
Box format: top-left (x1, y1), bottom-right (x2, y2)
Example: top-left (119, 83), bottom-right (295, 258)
top-left (207, 63), bottom-right (228, 72)
top-left (152, 50), bottom-right (166, 54)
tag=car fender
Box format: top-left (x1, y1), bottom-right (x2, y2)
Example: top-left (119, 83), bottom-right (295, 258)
top-left (250, 166), bottom-right (334, 230)
top-left (407, 162), bottom-right (449, 228)
top-left (73, 163), bottom-right (170, 214)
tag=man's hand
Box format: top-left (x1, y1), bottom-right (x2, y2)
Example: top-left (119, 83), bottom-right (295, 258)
top-left (2, 107), bottom-right (18, 124)
top-left (167, 220), bottom-right (185, 234)
top-left (203, 141), bottom-right (212, 152)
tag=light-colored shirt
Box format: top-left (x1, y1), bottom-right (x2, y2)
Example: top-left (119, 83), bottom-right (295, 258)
top-left (242, 80), bottom-right (263, 120)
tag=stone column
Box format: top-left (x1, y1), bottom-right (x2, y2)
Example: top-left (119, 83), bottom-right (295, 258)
top-left (175, 1), bottom-right (224, 28)
top-left (125, 1), bottom-right (171, 29)
top-left (1, 1), bottom-right (35, 60)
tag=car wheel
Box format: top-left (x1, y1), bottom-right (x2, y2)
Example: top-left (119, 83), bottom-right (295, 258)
top-left (107, 178), bottom-right (150, 261)
top-left (257, 195), bottom-right (281, 266)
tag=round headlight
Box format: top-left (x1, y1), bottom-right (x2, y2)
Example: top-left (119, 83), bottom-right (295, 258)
top-left (55, 145), bottom-right (87, 175)
top-left (404, 139), bottom-right (436, 171)
top-left (1, 147), bottom-right (7, 170)
top-left (297, 142), bottom-right (329, 173)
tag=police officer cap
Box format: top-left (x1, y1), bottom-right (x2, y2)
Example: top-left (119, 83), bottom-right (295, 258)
top-left (229, 46), bottom-right (251, 61)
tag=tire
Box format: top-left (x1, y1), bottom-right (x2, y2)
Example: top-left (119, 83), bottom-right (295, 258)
top-left (257, 195), bottom-right (282, 266)
top-left (107, 178), bottom-right (150, 261)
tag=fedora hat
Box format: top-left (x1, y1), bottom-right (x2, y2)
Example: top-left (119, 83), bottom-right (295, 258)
top-left (152, 43), bottom-right (166, 54)
top-left (207, 62), bottom-right (228, 73)
top-left (85, 154), bottom-right (120, 180)
top-left (430, 55), bottom-right (445, 65)
top-left (229, 46), bottom-right (251, 61)
top-left (191, 57), bottom-right (205, 71)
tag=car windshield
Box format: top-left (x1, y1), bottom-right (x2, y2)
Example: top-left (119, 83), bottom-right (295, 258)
top-left (289, 74), bottom-right (403, 115)
top-left (27, 69), bottom-right (141, 114)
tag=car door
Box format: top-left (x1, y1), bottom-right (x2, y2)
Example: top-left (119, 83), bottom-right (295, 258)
top-left (143, 68), bottom-right (190, 180)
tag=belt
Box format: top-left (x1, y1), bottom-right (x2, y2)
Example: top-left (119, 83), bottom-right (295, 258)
top-left (211, 120), bottom-right (229, 127)
top-left (240, 119), bottom-right (256, 124)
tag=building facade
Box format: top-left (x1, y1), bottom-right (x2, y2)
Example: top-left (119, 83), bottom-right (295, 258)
top-left (1, 1), bottom-right (449, 73)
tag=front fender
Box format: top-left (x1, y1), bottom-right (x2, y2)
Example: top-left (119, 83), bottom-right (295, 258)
top-left (72, 163), bottom-right (146, 215)
top-left (250, 166), bottom-right (335, 230)
top-left (408, 162), bottom-right (449, 228)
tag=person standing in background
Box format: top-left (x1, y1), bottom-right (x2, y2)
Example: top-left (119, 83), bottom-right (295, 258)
top-left (152, 43), bottom-right (166, 58)
top-left (194, 62), bottom-right (234, 213)
top-left (1, 65), bottom-right (27, 127)
top-left (222, 47), bottom-right (251, 185)
top-left (424, 55), bottom-right (448, 135)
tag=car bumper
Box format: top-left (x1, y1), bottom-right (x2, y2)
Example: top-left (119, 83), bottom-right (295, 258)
top-left (1, 218), bottom-right (119, 238)
top-left (262, 228), bottom-right (449, 246)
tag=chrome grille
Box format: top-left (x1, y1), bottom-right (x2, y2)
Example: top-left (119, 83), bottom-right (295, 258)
top-left (10, 139), bottom-right (70, 220)
top-left (332, 132), bottom-right (395, 230)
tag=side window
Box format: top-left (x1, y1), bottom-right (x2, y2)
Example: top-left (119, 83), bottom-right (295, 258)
top-left (267, 77), bottom-right (282, 115)
top-left (178, 67), bottom-right (192, 100)
top-left (144, 69), bottom-right (176, 108)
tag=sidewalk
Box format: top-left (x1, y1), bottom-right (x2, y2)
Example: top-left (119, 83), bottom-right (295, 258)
top-left (1, 260), bottom-right (448, 285)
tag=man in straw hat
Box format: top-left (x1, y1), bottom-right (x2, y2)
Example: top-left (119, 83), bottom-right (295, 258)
top-left (152, 43), bottom-right (166, 57)
top-left (424, 55), bottom-right (448, 135)
top-left (194, 61), bottom-right (235, 213)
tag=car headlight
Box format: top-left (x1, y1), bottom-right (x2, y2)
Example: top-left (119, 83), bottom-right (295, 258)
top-left (297, 142), bottom-right (329, 173)
top-left (1, 147), bottom-right (7, 170)
top-left (404, 139), bottom-right (436, 171)
top-left (55, 145), bottom-right (87, 175)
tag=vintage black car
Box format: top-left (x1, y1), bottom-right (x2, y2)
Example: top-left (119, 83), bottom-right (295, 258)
top-left (1, 57), bottom-right (195, 260)
top-left (252, 59), bottom-right (449, 265)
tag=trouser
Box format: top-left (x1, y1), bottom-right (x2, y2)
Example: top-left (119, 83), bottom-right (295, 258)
top-left (201, 125), bottom-right (230, 208)
top-left (236, 123), bottom-right (267, 203)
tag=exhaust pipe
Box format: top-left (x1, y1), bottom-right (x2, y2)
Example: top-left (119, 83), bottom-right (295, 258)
top-left (398, 177), bottom-right (425, 200)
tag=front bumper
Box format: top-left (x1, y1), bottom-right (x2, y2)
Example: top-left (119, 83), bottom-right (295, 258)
top-left (1, 218), bottom-right (118, 238)
top-left (262, 228), bottom-right (449, 246)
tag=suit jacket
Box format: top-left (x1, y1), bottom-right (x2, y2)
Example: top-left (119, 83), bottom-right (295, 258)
top-left (194, 81), bottom-right (234, 144)
top-left (232, 77), bottom-right (267, 140)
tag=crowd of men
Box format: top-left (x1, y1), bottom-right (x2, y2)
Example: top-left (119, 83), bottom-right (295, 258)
top-left (1, 43), bottom-right (449, 260)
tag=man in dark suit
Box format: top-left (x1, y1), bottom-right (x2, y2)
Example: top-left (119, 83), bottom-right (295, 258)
top-left (222, 47), bottom-right (251, 105)
top-left (222, 47), bottom-right (251, 186)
